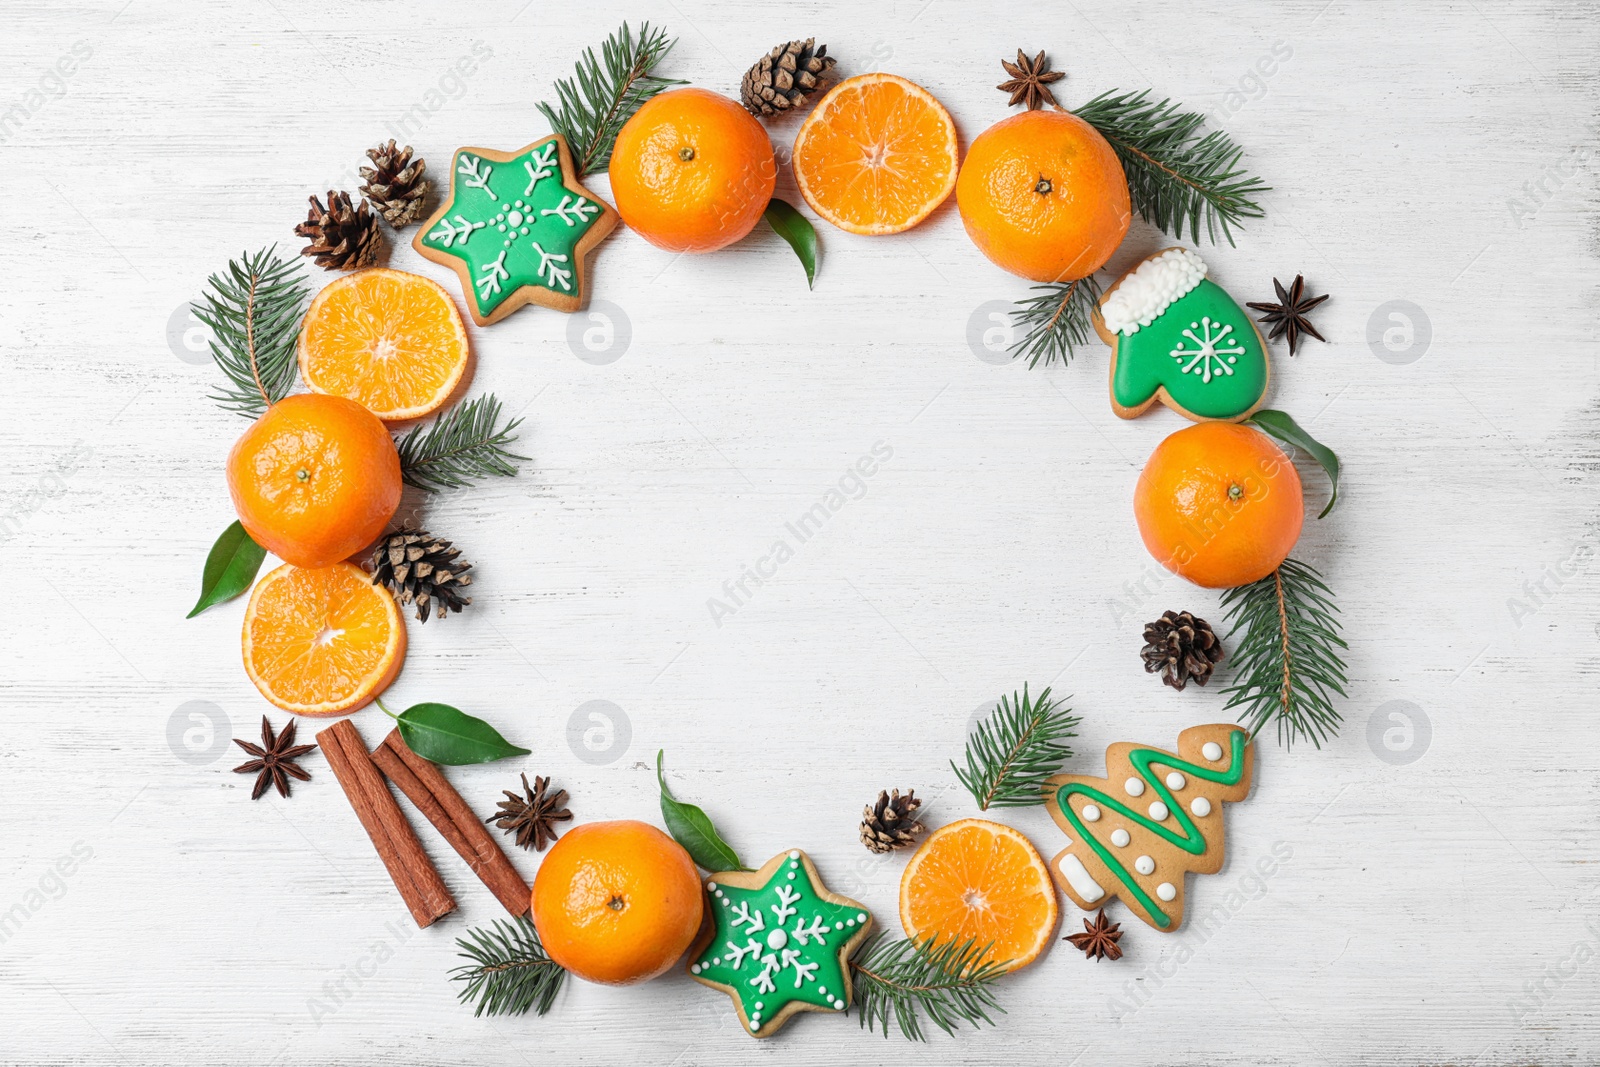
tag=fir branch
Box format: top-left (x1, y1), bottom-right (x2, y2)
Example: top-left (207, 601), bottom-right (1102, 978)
top-left (192, 247), bottom-right (308, 418)
top-left (1007, 273), bottom-right (1103, 369)
top-left (537, 21), bottom-right (685, 177)
top-left (850, 935), bottom-right (1006, 1041)
top-left (1220, 558), bottom-right (1349, 749)
top-left (394, 393), bottom-right (528, 493)
top-left (1072, 90), bottom-right (1268, 246)
top-left (953, 685), bottom-right (1079, 809)
top-left (450, 915), bottom-right (567, 1017)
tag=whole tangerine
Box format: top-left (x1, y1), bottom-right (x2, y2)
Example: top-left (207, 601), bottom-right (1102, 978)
top-left (226, 393), bottom-right (401, 568)
top-left (1134, 422), bottom-right (1304, 589)
top-left (530, 820), bottom-right (703, 986)
top-left (609, 87), bottom-right (776, 253)
top-left (956, 110), bottom-right (1131, 282)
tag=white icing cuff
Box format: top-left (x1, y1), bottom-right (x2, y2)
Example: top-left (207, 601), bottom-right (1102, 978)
top-left (1058, 854), bottom-right (1106, 902)
top-left (1101, 248), bottom-right (1208, 336)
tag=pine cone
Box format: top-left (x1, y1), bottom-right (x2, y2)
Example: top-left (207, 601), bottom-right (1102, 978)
top-left (1140, 610), bottom-right (1224, 690)
top-left (360, 140), bottom-right (433, 228)
top-left (295, 190), bottom-right (384, 271)
top-left (740, 38), bottom-right (836, 117)
top-left (860, 789), bottom-right (926, 854)
top-left (367, 528), bottom-right (473, 622)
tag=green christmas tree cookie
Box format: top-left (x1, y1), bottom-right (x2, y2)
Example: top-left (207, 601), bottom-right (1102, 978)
top-left (1097, 247), bottom-right (1270, 423)
top-left (688, 849), bottom-right (873, 1038)
top-left (412, 135), bottom-right (617, 326)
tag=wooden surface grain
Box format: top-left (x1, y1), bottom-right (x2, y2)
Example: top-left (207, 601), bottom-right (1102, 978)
top-left (2, 0), bottom-right (1598, 1063)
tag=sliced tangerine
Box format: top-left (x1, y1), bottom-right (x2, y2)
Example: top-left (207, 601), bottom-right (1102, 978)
top-left (899, 818), bottom-right (1059, 972)
top-left (791, 73), bottom-right (959, 236)
top-left (241, 562), bottom-right (405, 716)
top-left (298, 268), bottom-right (469, 421)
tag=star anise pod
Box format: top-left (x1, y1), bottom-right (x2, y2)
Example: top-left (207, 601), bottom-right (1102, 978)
top-left (1247, 275), bottom-right (1329, 356)
top-left (998, 49), bottom-right (1065, 110)
top-left (1065, 908), bottom-right (1124, 961)
top-left (487, 774), bottom-right (572, 852)
top-left (232, 716), bottom-right (316, 800)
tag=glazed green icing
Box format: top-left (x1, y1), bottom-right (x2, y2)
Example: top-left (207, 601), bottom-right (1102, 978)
top-left (691, 851), bottom-right (868, 1035)
top-left (424, 141), bottom-right (603, 317)
top-left (1112, 279), bottom-right (1268, 419)
top-left (1053, 729), bottom-right (1248, 928)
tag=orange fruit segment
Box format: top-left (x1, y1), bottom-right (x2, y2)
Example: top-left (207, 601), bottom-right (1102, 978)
top-left (792, 73), bottom-right (959, 236)
top-left (241, 562), bottom-right (405, 716)
top-left (531, 820), bottom-right (703, 985)
top-left (899, 818), bottom-right (1059, 973)
top-left (298, 268), bottom-right (469, 421)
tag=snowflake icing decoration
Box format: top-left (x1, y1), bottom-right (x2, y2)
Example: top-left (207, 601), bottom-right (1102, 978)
top-left (1170, 316), bottom-right (1248, 384)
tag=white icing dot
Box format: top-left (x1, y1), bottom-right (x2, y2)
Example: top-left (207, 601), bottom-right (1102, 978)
top-left (690, 963), bottom-right (701, 973)
top-left (787, 871), bottom-right (796, 880)
top-left (1156, 882), bottom-right (1177, 901)
top-left (1191, 797), bottom-right (1212, 817)
top-left (846, 919), bottom-right (856, 927)
top-left (755, 1001), bottom-right (764, 1010)
top-left (1124, 777), bottom-right (1146, 797)
top-left (1110, 828), bottom-right (1130, 847)
top-left (789, 850), bottom-right (800, 859)
top-left (713, 957), bottom-right (721, 965)
top-left (519, 226), bottom-right (530, 235)
top-left (506, 209), bottom-right (524, 227)
top-left (1149, 801), bottom-right (1169, 821)
top-left (707, 882), bottom-right (717, 890)
top-left (1202, 742), bottom-right (1224, 762)
top-left (1166, 772), bottom-right (1186, 790)
top-left (835, 921), bottom-right (844, 930)
top-left (496, 224), bottom-right (507, 232)
top-left (856, 912), bottom-right (867, 922)
top-left (720, 897), bottom-right (729, 907)
top-left (750, 1019), bottom-right (761, 1031)
top-left (1134, 855), bottom-right (1156, 875)
top-left (767, 929), bottom-right (788, 950)
top-left (818, 987), bottom-right (826, 996)
top-left (1081, 804), bottom-right (1101, 822)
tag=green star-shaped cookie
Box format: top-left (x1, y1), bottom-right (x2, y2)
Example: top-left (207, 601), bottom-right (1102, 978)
top-left (688, 849), bottom-right (873, 1038)
top-left (412, 134), bottom-right (617, 326)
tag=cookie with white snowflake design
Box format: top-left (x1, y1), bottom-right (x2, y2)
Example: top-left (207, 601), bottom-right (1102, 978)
top-left (688, 849), bottom-right (873, 1038)
top-left (412, 135), bottom-right (617, 326)
top-left (1095, 247), bottom-right (1270, 423)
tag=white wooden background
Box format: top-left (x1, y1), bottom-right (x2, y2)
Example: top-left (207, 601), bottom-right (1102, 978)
top-left (2, 0), bottom-right (1597, 1063)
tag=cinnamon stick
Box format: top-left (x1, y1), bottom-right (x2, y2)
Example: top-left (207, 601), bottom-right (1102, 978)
top-left (374, 729), bottom-right (530, 917)
top-left (317, 719), bottom-right (456, 928)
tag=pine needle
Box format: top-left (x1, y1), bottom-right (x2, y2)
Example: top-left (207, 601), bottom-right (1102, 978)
top-left (394, 393), bottom-right (528, 493)
top-left (450, 915), bottom-right (567, 1017)
top-left (953, 685), bottom-right (1079, 809)
top-left (1007, 273), bottom-right (1103, 369)
top-left (1220, 558), bottom-right (1349, 749)
top-left (850, 935), bottom-right (1006, 1041)
top-left (192, 247), bottom-right (308, 418)
top-left (536, 21), bottom-right (685, 177)
top-left (1072, 90), bottom-right (1269, 246)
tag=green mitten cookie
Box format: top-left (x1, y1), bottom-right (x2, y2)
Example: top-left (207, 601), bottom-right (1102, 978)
top-left (1098, 248), bottom-right (1270, 423)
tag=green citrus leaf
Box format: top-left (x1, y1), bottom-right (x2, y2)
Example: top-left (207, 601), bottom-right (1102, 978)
top-left (1249, 409), bottom-right (1341, 519)
top-left (392, 702), bottom-right (531, 765)
top-left (763, 198), bottom-right (818, 289)
top-left (657, 750), bottom-right (747, 872)
top-left (187, 521), bottom-right (267, 618)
